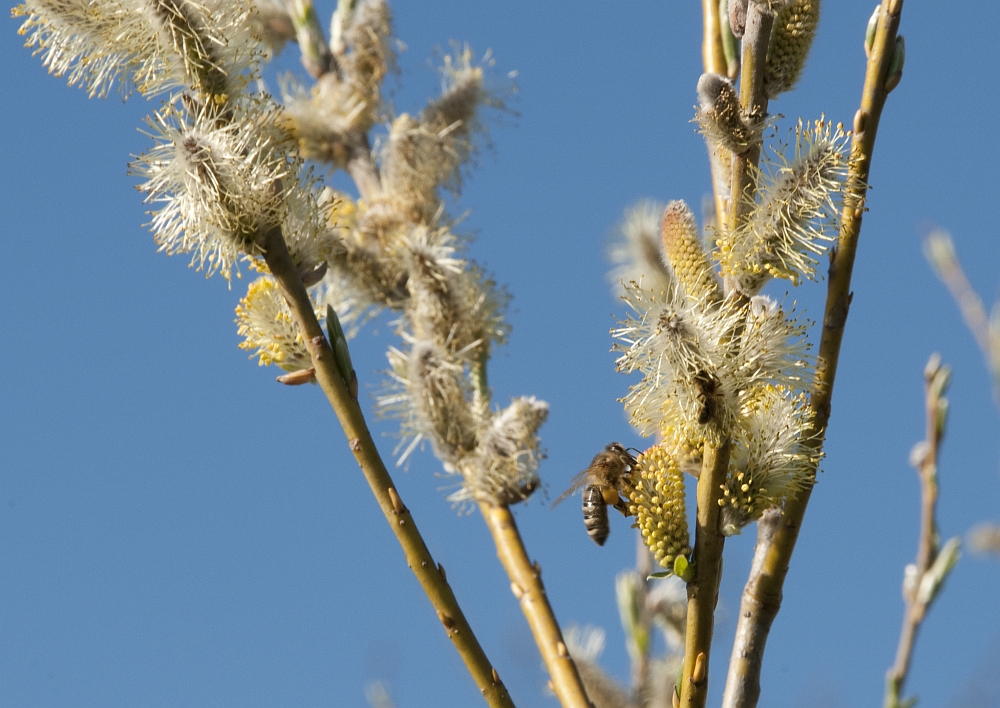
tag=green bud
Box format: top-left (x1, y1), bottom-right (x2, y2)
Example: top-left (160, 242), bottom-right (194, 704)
top-left (865, 6), bottom-right (880, 56)
top-left (673, 555), bottom-right (695, 582)
top-left (916, 537), bottom-right (960, 605)
top-left (884, 35), bottom-right (905, 93)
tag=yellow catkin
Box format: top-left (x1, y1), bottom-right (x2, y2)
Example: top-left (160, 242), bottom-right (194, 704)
top-left (763, 0), bottom-right (820, 99)
top-left (660, 201), bottom-right (723, 304)
top-left (625, 443), bottom-right (691, 570)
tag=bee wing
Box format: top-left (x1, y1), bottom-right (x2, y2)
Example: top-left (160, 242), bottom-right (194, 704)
top-left (551, 469), bottom-right (592, 509)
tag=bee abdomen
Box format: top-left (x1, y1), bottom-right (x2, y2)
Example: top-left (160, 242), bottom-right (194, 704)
top-left (582, 485), bottom-right (610, 546)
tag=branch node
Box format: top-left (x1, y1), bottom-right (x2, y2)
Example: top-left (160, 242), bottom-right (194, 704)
top-left (388, 486), bottom-right (406, 515)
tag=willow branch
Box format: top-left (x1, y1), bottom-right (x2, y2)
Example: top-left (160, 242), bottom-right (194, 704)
top-left (925, 231), bottom-right (1000, 396)
top-left (479, 503), bottom-right (592, 708)
top-left (260, 227), bottom-right (515, 708)
top-left (721, 4), bottom-right (906, 708)
top-left (345, 130), bottom-right (383, 203)
top-left (632, 536), bottom-right (654, 697)
top-left (701, 0), bottom-right (734, 234)
top-left (885, 356), bottom-right (959, 708)
top-left (678, 436), bottom-right (732, 708)
top-left (286, 0), bottom-right (334, 78)
top-left (727, 2), bottom-right (773, 232)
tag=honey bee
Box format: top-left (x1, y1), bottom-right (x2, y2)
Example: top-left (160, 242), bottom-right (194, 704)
top-left (552, 442), bottom-right (637, 546)
top-left (693, 369), bottom-right (721, 425)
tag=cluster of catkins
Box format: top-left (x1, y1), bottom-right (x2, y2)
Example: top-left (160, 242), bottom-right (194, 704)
top-left (609, 0), bottom-right (843, 570)
top-left (16, 0), bottom-right (545, 508)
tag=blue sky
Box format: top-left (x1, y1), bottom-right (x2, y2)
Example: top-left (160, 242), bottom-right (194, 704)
top-left (3, 2), bottom-right (1000, 707)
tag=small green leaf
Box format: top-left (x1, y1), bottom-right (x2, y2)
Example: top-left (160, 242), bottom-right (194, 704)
top-left (647, 571), bottom-right (673, 579)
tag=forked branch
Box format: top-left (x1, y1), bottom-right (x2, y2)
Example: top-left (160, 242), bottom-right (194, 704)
top-left (722, 3), bottom-right (908, 707)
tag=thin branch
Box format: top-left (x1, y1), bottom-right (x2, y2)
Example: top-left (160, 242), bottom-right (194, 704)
top-left (678, 437), bottom-right (732, 708)
top-left (721, 3), bottom-right (907, 707)
top-left (701, 0), bottom-right (734, 235)
top-left (631, 535), bottom-right (653, 698)
top-left (260, 227), bottom-right (516, 708)
top-left (727, 2), bottom-right (773, 233)
top-left (479, 503), bottom-right (592, 708)
top-left (286, 0), bottom-right (334, 78)
top-left (925, 231), bottom-right (1000, 397)
top-left (885, 355), bottom-right (960, 708)
top-left (345, 130), bottom-right (384, 203)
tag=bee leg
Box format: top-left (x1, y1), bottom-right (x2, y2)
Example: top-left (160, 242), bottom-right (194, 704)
top-left (612, 496), bottom-right (632, 517)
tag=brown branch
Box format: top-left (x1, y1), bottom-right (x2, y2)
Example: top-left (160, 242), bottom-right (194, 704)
top-left (721, 3), bottom-right (907, 708)
top-left (260, 227), bottom-right (516, 708)
top-left (479, 503), bottom-right (592, 708)
top-left (345, 130), bottom-right (384, 203)
top-left (885, 355), bottom-right (960, 708)
top-left (678, 437), bottom-right (732, 708)
top-left (925, 231), bottom-right (1000, 397)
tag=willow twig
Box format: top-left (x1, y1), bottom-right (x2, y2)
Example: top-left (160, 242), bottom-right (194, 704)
top-left (480, 503), bottom-right (591, 708)
top-left (260, 227), bottom-right (515, 708)
top-left (885, 355), bottom-right (960, 708)
top-left (631, 536), bottom-right (653, 697)
top-left (678, 437), bottom-right (732, 708)
top-left (727, 1), bottom-right (773, 233)
top-left (345, 130), bottom-right (383, 202)
top-left (925, 231), bottom-right (1000, 397)
top-left (701, 0), bottom-right (732, 233)
top-left (721, 4), bottom-right (907, 708)
top-left (286, 0), bottom-right (334, 78)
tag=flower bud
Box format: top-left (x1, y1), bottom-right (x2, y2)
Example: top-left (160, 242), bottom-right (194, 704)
top-left (696, 73), bottom-right (763, 155)
top-left (661, 200), bottom-right (723, 304)
top-left (763, 0), bottom-right (820, 99)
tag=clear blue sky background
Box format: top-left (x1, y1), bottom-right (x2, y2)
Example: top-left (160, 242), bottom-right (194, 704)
top-left (3, 2), bottom-right (1000, 707)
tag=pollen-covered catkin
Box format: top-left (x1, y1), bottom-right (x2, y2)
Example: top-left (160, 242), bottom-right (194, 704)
top-left (626, 444), bottom-right (690, 570)
top-left (660, 200), bottom-right (723, 304)
top-left (763, 0), bottom-right (820, 99)
top-left (716, 119), bottom-right (847, 295)
top-left (236, 276), bottom-right (316, 371)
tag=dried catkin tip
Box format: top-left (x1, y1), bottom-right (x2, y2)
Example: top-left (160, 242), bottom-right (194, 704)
top-left (660, 200), bottom-right (723, 304)
top-left (235, 276), bottom-right (317, 372)
top-left (625, 444), bottom-right (691, 570)
top-left (763, 0), bottom-right (821, 99)
top-left (695, 73), bottom-right (764, 155)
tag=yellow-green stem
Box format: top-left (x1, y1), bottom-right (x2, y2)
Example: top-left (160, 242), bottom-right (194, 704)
top-left (702, 0), bottom-right (734, 233)
top-left (721, 3), bottom-right (905, 707)
top-left (479, 503), bottom-right (592, 708)
top-left (679, 437), bottom-right (732, 708)
top-left (728, 2), bottom-right (773, 233)
top-left (260, 227), bottom-right (516, 708)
